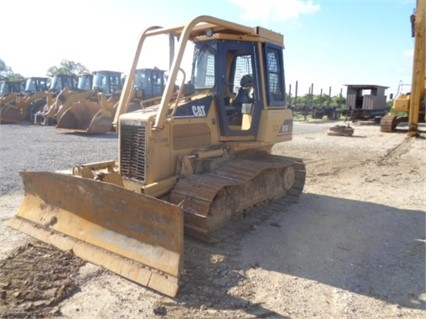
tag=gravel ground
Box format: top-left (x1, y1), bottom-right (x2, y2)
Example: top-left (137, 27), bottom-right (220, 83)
top-left (0, 120), bottom-right (425, 319)
top-left (0, 124), bottom-right (117, 195)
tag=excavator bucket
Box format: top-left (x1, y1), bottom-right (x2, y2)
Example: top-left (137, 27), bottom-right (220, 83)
top-left (8, 172), bottom-right (184, 297)
top-left (56, 100), bottom-right (113, 134)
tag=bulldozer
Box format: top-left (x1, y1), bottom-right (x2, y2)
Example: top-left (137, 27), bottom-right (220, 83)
top-left (380, 0), bottom-right (425, 135)
top-left (8, 16), bottom-right (306, 297)
top-left (55, 70), bottom-right (124, 134)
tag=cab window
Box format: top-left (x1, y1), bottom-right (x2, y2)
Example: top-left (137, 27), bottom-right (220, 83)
top-left (265, 46), bottom-right (285, 106)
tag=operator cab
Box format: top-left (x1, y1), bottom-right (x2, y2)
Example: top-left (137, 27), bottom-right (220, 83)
top-left (93, 71), bottom-right (123, 95)
top-left (188, 38), bottom-right (286, 136)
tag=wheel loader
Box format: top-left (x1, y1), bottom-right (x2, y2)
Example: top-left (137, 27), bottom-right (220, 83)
top-left (129, 67), bottom-right (166, 108)
top-left (0, 75), bottom-right (78, 124)
top-left (55, 70), bottom-right (124, 134)
top-left (0, 79), bottom-right (24, 96)
top-left (8, 16), bottom-right (306, 297)
top-left (0, 77), bottom-right (49, 123)
top-left (37, 73), bottom-right (95, 125)
top-left (55, 68), bottom-right (166, 134)
top-left (0, 80), bottom-right (25, 112)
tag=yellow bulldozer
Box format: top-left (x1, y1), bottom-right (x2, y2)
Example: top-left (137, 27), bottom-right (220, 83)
top-left (380, 0), bottom-right (425, 135)
top-left (8, 16), bottom-right (306, 297)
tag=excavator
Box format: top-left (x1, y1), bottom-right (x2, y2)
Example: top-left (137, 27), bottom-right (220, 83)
top-left (380, 0), bottom-right (425, 136)
top-left (8, 16), bottom-right (306, 297)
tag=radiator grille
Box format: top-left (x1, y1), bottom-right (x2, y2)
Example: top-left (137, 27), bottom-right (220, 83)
top-left (120, 124), bottom-right (147, 183)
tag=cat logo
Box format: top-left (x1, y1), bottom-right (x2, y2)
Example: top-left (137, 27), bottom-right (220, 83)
top-left (192, 105), bottom-right (207, 117)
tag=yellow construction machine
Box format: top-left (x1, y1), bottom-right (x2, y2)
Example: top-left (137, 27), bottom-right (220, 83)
top-left (381, 0), bottom-right (425, 135)
top-left (0, 75), bottom-right (78, 124)
top-left (128, 67), bottom-right (166, 108)
top-left (55, 70), bottom-right (123, 134)
top-left (0, 80), bottom-right (25, 112)
top-left (37, 73), bottom-right (95, 125)
top-left (55, 68), bottom-right (166, 134)
top-left (8, 16), bottom-right (306, 297)
top-left (0, 79), bottom-right (25, 96)
top-left (0, 77), bottom-right (49, 124)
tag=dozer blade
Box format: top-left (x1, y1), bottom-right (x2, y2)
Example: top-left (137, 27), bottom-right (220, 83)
top-left (8, 172), bottom-right (184, 297)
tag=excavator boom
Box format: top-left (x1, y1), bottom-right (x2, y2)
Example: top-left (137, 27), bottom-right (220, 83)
top-left (408, 0), bottom-right (426, 135)
top-left (381, 0), bottom-right (426, 134)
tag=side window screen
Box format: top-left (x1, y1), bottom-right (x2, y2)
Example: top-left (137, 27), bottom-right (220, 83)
top-left (193, 44), bottom-right (216, 89)
top-left (266, 47), bottom-right (285, 106)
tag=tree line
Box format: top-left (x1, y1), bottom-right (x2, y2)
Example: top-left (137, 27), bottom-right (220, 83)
top-left (0, 58), bottom-right (89, 81)
top-left (288, 93), bottom-right (346, 106)
top-left (2, 57), bottom-right (348, 105)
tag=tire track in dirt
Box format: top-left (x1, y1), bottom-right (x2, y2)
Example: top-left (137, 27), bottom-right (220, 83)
top-left (0, 242), bottom-right (86, 318)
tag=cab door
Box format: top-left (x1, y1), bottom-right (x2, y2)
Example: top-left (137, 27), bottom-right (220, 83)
top-left (216, 41), bottom-right (262, 137)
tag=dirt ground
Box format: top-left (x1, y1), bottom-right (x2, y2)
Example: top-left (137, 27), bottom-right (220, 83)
top-left (0, 120), bottom-right (425, 319)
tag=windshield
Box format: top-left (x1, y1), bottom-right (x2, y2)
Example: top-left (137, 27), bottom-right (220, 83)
top-left (94, 72), bottom-right (122, 94)
top-left (135, 69), bottom-right (165, 98)
top-left (192, 43), bottom-right (216, 90)
top-left (63, 76), bottom-right (77, 89)
top-left (0, 82), bottom-right (7, 94)
top-left (78, 75), bottom-right (93, 90)
top-left (50, 76), bottom-right (62, 92)
top-left (50, 75), bottom-right (77, 91)
top-left (12, 82), bottom-right (24, 93)
top-left (135, 69), bottom-right (148, 90)
top-left (25, 78), bottom-right (48, 93)
top-left (93, 73), bottom-right (108, 93)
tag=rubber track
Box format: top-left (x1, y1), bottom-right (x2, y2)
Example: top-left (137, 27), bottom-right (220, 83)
top-left (169, 155), bottom-right (306, 242)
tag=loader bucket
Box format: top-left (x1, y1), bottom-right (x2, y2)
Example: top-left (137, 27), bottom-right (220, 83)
top-left (8, 172), bottom-right (184, 297)
top-left (80, 108), bottom-right (114, 134)
top-left (0, 103), bottom-right (25, 123)
top-left (56, 100), bottom-right (113, 134)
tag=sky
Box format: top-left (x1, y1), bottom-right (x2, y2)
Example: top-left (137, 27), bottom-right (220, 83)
top-left (0, 0), bottom-right (417, 98)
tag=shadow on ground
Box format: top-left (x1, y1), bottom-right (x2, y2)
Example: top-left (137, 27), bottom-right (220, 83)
top-left (239, 193), bottom-right (425, 311)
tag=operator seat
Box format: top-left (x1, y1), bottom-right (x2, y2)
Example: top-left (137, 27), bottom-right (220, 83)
top-left (233, 74), bottom-right (253, 107)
